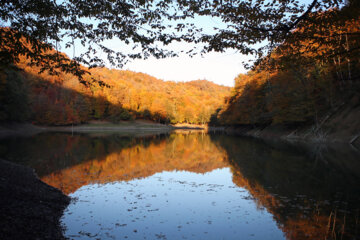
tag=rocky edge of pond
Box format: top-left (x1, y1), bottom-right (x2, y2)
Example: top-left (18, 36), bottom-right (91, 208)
top-left (0, 159), bottom-right (70, 240)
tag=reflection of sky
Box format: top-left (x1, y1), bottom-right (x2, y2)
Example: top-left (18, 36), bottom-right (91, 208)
top-left (62, 168), bottom-right (285, 240)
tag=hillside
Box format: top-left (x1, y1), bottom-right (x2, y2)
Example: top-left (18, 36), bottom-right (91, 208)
top-left (209, 11), bottom-right (360, 142)
top-left (0, 54), bottom-right (230, 126)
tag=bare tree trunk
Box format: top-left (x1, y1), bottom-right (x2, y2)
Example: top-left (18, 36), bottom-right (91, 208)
top-left (333, 57), bottom-right (341, 84)
top-left (338, 55), bottom-right (344, 84)
top-left (345, 33), bottom-right (352, 83)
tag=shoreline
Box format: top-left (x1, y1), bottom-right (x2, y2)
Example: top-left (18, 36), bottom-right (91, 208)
top-left (1, 118), bottom-right (358, 147)
top-left (210, 96), bottom-right (360, 147)
top-left (0, 159), bottom-right (70, 240)
top-left (0, 120), bottom-right (208, 138)
top-left (208, 123), bottom-right (360, 148)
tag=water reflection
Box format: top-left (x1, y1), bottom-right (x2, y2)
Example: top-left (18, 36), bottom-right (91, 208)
top-left (211, 135), bottom-right (360, 240)
top-left (0, 132), bottom-right (359, 239)
top-left (45, 132), bottom-right (227, 194)
top-left (0, 132), bottom-right (228, 194)
top-left (64, 169), bottom-right (283, 239)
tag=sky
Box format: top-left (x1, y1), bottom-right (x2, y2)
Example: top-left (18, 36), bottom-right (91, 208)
top-left (123, 49), bottom-right (251, 87)
top-left (119, 16), bottom-right (250, 87)
top-left (2, 0), bottom-right (319, 88)
top-left (121, 15), bottom-right (252, 87)
top-left (111, 0), bottom-right (313, 87)
top-left (61, 15), bottom-right (253, 88)
top-left (119, 0), bottom-right (315, 87)
top-left (59, 0), bottom-right (315, 87)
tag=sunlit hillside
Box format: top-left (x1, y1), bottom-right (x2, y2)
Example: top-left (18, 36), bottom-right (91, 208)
top-left (0, 51), bottom-right (230, 125)
top-left (211, 14), bottom-right (360, 127)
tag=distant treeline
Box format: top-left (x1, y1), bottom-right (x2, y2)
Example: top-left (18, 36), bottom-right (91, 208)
top-left (0, 56), bottom-right (229, 125)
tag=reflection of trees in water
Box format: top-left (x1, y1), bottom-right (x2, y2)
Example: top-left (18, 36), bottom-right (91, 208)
top-left (0, 133), bottom-right (166, 177)
top-left (211, 134), bottom-right (360, 240)
top-left (0, 132), bottom-right (228, 194)
top-left (2, 132), bottom-right (359, 239)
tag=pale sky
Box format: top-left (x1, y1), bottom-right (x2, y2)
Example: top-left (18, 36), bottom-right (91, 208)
top-left (60, 1), bottom-right (315, 87)
top-left (62, 36), bottom-right (252, 88)
top-left (61, 15), bottom-right (253, 87)
top-left (2, 0), bottom-right (317, 87)
top-left (119, 0), bottom-right (314, 87)
top-left (115, 15), bottom-right (252, 87)
top-left (123, 50), bottom-right (251, 87)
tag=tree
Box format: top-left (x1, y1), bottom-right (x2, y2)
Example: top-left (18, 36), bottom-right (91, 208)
top-left (0, 0), bottom-right (195, 83)
top-left (2, 0), bottom-right (358, 81)
top-left (188, 0), bottom-right (359, 70)
top-left (198, 106), bottom-right (211, 125)
top-left (0, 68), bottom-right (29, 121)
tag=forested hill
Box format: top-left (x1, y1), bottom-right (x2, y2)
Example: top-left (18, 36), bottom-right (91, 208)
top-left (210, 11), bottom-right (360, 132)
top-left (0, 55), bottom-right (230, 125)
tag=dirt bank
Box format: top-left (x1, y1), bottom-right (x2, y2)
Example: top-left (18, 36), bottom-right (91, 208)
top-left (0, 159), bottom-right (70, 240)
top-left (0, 123), bottom-right (43, 138)
top-left (220, 96), bottom-right (360, 147)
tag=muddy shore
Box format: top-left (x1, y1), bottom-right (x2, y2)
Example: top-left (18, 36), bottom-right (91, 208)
top-left (0, 159), bottom-right (70, 240)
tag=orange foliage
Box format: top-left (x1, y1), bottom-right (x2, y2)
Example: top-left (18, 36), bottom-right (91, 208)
top-left (41, 132), bottom-right (228, 194)
top-left (212, 15), bottom-right (360, 126)
top-left (2, 52), bottom-right (230, 125)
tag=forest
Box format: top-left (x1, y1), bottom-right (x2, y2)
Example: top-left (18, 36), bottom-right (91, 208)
top-left (0, 54), bottom-right (229, 125)
top-left (211, 6), bottom-right (360, 127)
top-left (1, 0), bottom-right (359, 128)
top-left (1, 2), bottom-right (360, 240)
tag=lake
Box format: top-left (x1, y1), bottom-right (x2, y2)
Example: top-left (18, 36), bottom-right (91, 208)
top-left (1, 131), bottom-right (359, 239)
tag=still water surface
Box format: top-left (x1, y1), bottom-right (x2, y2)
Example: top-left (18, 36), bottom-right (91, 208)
top-left (1, 131), bottom-right (359, 239)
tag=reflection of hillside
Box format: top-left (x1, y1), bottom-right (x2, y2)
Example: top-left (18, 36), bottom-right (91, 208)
top-left (211, 135), bottom-right (360, 240)
top-left (0, 133), bottom-right (159, 177)
top-left (3, 132), bottom-right (359, 239)
top-left (40, 133), bottom-right (228, 194)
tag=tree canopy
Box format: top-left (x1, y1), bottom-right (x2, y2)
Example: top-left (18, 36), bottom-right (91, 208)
top-left (189, 0), bottom-right (359, 68)
top-left (1, 0), bottom-right (359, 81)
top-left (0, 0), bottom-right (196, 81)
